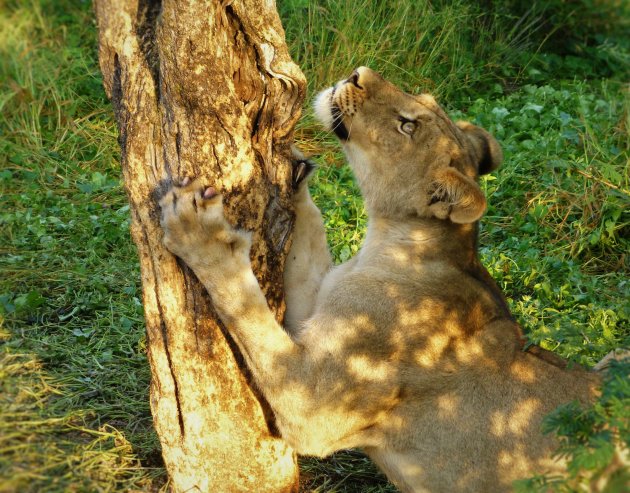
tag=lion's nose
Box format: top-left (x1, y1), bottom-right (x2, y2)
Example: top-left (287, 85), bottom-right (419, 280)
top-left (346, 66), bottom-right (383, 89)
top-left (346, 69), bottom-right (362, 89)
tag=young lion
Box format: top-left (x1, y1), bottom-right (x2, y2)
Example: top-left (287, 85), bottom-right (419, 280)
top-left (159, 67), bottom-right (601, 492)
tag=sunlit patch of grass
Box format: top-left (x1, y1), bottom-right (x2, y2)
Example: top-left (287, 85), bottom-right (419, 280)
top-left (0, 0), bottom-right (165, 489)
top-left (0, 352), bottom-right (163, 493)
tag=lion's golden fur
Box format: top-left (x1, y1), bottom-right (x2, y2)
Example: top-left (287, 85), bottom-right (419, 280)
top-left (160, 67), bottom-right (603, 492)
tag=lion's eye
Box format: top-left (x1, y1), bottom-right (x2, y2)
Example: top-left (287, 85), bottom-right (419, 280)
top-left (398, 117), bottom-right (417, 135)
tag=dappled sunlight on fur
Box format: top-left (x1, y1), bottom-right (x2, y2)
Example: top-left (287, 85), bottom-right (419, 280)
top-left (159, 68), bottom-right (606, 492)
top-left (491, 399), bottom-right (542, 438)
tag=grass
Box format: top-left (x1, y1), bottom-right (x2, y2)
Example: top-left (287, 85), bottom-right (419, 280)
top-left (0, 353), bottom-right (158, 492)
top-left (0, 0), bottom-right (628, 491)
top-left (456, 81), bottom-right (630, 365)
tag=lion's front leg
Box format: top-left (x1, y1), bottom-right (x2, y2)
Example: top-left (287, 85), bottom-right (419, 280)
top-left (159, 179), bottom-right (262, 326)
top-left (283, 155), bottom-right (332, 334)
top-left (159, 179), bottom-right (288, 334)
top-left (158, 179), bottom-right (302, 433)
top-left (158, 180), bottom-right (373, 456)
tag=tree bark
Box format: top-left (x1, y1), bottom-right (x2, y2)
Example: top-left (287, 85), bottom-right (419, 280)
top-left (94, 1), bottom-right (305, 491)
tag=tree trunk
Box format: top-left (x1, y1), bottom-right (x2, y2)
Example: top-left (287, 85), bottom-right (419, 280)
top-left (94, 1), bottom-right (305, 491)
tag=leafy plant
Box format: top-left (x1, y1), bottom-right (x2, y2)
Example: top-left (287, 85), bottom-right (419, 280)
top-left (514, 358), bottom-right (630, 492)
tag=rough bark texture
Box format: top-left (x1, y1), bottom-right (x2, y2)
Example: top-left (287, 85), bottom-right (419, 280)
top-left (94, 1), bottom-right (305, 491)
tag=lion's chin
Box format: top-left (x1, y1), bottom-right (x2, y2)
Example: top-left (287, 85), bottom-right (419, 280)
top-left (313, 87), bottom-right (335, 130)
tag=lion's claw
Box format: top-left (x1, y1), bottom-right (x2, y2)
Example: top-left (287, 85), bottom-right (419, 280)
top-left (202, 186), bottom-right (218, 200)
top-left (158, 178), bottom-right (251, 268)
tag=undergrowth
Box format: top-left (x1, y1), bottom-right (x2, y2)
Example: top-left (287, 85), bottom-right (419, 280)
top-left (0, 0), bottom-right (628, 491)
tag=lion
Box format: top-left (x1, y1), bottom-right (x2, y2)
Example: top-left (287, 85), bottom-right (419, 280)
top-left (159, 67), bottom-right (607, 492)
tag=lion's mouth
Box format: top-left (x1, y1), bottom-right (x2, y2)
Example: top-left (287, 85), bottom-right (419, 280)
top-left (313, 85), bottom-right (351, 141)
top-left (331, 104), bottom-right (349, 141)
top-left (330, 86), bottom-right (350, 141)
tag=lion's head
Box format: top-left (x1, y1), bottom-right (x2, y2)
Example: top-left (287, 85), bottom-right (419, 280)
top-left (314, 67), bottom-right (502, 224)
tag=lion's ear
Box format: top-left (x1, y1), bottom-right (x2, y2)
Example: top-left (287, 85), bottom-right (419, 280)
top-left (456, 121), bottom-right (503, 175)
top-left (428, 161), bottom-right (487, 224)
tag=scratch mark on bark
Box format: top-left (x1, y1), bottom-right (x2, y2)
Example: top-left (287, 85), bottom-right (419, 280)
top-left (111, 54), bottom-right (126, 147)
top-left (136, 0), bottom-right (163, 101)
top-left (212, 146), bottom-right (223, 178)
top-left (175, 122), bottom-right (182, 176)
top-left (214, 111), bottom-right (236, 149)
top-left (158, 315), bottom-right (186, 438)
top-left (251, 93), bottom-right (265, 138)
top-left (142, 225), bottom-right (185, 438)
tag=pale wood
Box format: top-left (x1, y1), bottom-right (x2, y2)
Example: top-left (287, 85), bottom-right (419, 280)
top-left (94, 1), bottom-right (305, 491)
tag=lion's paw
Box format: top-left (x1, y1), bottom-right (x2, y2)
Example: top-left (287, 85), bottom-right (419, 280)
top-left (159, 178), bottom-right (251, 268)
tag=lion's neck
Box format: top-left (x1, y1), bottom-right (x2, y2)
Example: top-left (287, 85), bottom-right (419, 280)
top-left (363, 216), bottom-right (478, 266)
top-left (361, 216), bottom-right (514, 320)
